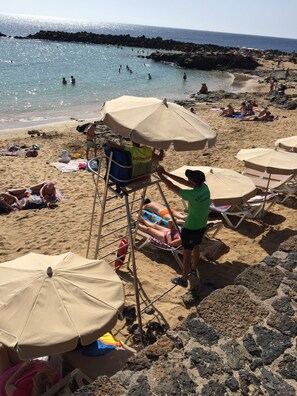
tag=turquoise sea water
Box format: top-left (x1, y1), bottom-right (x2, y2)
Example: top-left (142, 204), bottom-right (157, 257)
top-left (1, 13), bottom-right (297, 130)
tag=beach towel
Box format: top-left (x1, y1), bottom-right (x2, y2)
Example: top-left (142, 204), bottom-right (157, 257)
top-left (51, 159), bottom-right (87, 173)
top-left (82, 333), bottom-right (122, 356)
top-left (142, 210), bottom-right (169, 227)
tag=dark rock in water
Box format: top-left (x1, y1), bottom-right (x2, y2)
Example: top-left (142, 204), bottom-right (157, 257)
top-left (150, 51), bottom-right (260, 70)
top-left (0, 32), bottom-right (7, 37)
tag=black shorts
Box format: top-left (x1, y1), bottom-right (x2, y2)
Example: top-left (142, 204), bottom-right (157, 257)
top-left (181, 227), bottom-right (206, 250)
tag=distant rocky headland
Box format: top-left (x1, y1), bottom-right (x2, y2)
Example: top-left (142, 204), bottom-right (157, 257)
top-left (2, 30), bottom-right (296, 71)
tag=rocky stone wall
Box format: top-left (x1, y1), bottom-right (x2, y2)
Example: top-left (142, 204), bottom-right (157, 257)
top-left (75, 235), bottom-right (297, 395)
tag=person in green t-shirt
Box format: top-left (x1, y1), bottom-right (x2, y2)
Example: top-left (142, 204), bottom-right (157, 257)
top-left (157, 166), bottom-right (210, 288)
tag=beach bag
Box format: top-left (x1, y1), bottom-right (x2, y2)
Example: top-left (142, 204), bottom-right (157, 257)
top-left (104, 145), bottom-right (132, 187)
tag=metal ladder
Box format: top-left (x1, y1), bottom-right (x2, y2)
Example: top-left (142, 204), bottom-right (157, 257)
top-left (86, 151), bottom-right (179, 342)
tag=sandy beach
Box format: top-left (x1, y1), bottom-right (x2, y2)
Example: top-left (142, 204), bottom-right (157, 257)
top-left (0, 59), bottom-right (296, 347)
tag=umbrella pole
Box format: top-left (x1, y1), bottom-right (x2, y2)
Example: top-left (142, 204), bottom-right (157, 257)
top-left (86, 156), bottom-right (101, 258)
top-left (124, 194), bottom-right (144, 343)
top-left (260, 173), bottom-right (272, 219)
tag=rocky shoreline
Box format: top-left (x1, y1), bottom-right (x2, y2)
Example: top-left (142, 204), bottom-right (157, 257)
top-left (75, 235), bottom-right (297, 395)
top-left (1, 30), bottom-right (296, 71)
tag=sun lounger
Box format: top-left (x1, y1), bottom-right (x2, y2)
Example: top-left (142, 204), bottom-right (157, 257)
top-left (209, 193), bottom-right (278, 229)
top-left (242, 167), bottom-right (296, 203)
top-left (136, 220), bottom-right (223, 270)
top-left (41, 368), bottom-right (92, 396)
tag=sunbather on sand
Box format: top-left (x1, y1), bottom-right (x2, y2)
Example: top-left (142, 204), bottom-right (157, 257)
top-left (40, 182), bottom-right (57, 206)
top-left (138, 218), bottom-right (181, 247)
top-left (0, 193), bottom-right (23, 212)
top-left (7, 183), bottom-right (46, 199)
top-left (143, 198), bottom-right (186, 225)
top-left (241, 111), bottom-right (278, 122)
top-left (220, 104), bottom-right (235, 117)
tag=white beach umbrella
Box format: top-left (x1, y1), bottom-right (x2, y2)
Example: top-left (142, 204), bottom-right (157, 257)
top-left (275, 136), bottom-right (297, 153)
top-left (236, 147), bottom-right (297, 215)
top-left (168, 165), bottom-right (257, 206)
top-left (236, 148), bottom-right (297, 175)
top-left (0, 252), bottom-right (124, 359)
top-left (101, 95), bottom-right (217, 151)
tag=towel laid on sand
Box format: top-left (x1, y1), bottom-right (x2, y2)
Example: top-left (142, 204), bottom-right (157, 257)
top-left (51, 159), bottom-right (87, 173)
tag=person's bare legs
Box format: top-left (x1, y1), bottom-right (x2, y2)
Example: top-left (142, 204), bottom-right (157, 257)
top-left (191, 245), bottom-right (200, 271)
top-left (138, 224), bottom-right (165, 241)
top-left (181, 249), bottom-right (192, 282)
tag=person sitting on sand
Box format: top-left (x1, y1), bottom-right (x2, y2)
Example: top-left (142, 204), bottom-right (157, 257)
top-left (138, 218), bottom-right (181, 247)
top-left (40, 182), bottom-right (57, 206)
top-left (258, 106), bottom-right (269, 117)
top-left (0, 343), bottom-right (59, 396)
top-left (246, 100), bottom-right (255, 114)
top-left (0, 193), bottom-right (23, 213)
top-left (143, 198), bottom-right (186, 225)
top-left (239, 102), bottom-right (248, 116)
top-left (86, 123), bottom-right (97, 160)
top-left (220, 104), bottom-right (235, 117)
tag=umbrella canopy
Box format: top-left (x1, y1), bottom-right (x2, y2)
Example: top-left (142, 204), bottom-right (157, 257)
top-left (236, 148), bottom-right (297, 175)
top-left (101, 95), bottom-right (217, 151)
top-left (0, 252), bottom-right (124, 359)
top-left (168, 165), bottom-right (257, 206)
top-left (275, 136), bottom-right (297, 153)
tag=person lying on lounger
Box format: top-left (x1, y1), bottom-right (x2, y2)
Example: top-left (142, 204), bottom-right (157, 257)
top-left (143, 198), bottom-right (186, 225)
top-left (138, 218), bottom-right (181, 247)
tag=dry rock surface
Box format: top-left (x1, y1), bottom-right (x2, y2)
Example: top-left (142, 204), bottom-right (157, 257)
top-left (75, 236), bottom-right (297, 395)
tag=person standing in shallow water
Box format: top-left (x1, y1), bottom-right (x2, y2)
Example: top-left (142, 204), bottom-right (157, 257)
top-left (62, 77), bottom-right (67, 85)
top-left (71, 76), bottom-right (76, 85)
top-left (183, 72), bottom-right (187, 81)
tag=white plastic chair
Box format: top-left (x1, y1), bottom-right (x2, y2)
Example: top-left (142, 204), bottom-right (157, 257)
top-left (209, 193), bottom-right (278, 229)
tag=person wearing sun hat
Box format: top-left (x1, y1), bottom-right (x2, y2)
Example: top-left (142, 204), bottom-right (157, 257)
top-left (157, 166), bottom-right (210, 288)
